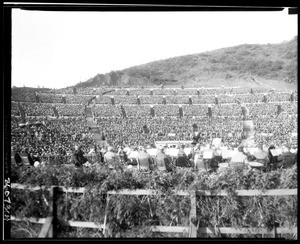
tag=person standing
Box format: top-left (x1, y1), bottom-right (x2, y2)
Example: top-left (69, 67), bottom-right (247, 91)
top-left (24, 148), bottom-right (34, 166)
top-left (99, 147), bottom-right (106, 164)
top-left (104, 146), bottom-right (120, 170)
top-left (188, 144), bottom-right (197, 168)
top-left (267, 144), bottom-right (277, 170)
top-left (229, 146), bottom-right (248, 169)
top-left (73, 145), bottom-right (88, 168)
top-left (137, 146), bottom-right (153, 171)
top-left (11, 145), bottom-right (22, 166)
top-left (194, 144), bottom-right (208, 171)
top-left (277, 145), bottom-right (296, 169)
top-left (155, 145), bottom-right (171, 171)
top-left (123, 144), bottom-right (131, 163)
top-left (176, 144), bottom-right (191, 168)
top-left (117, 146), bottom-right (126, 163)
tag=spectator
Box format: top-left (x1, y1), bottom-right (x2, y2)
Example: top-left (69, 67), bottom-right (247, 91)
top-left (11, 145), bottom-right (22, 166)
top-left (104, 146), bottom-right (121, 170)
top-left (155, 146), bottom-right (171, 171)
top-left (277, 145), bottom-right (296, 169)
top-left (24, 149), bottom-right (35, 166)
top-left (194, 146), bottom-right (208, 171)
top-left (73, 145), bottom-right (88, 168)
top-left (136, 146), bottom-right (153, 171)
top-left (229, 146), bottom-right (248, 169)
top-left (176, 144), bottom-right (191, 168)
top-left (267, 144), bottom-right (277, 170)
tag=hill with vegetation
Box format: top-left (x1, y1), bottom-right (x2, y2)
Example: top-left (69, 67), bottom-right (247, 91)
top-left (75, 36), bottom-right (297, 90)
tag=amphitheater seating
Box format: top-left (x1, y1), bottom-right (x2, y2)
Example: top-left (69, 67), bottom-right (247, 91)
top-left (11, 86), bottom-right (298, 163)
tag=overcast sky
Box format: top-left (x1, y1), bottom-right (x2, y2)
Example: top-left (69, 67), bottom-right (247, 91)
top-left (11, 8), bottom-right (297, 89)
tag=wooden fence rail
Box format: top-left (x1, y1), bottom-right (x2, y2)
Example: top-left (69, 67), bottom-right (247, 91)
top-left (11, 216), bottom-right (297, 235)
top-left (11, 183), bottom-right (297, 238)
top-left (38, 217), bottom-right (53, 238)
top-left (11, 183), bottom-right (298, 196)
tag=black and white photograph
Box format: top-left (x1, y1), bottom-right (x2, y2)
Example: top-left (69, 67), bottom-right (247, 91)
top-left (3, 2), bottom-right (298, 240)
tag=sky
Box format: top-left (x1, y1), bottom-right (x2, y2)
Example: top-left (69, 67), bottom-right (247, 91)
top-left (11, 8), bottom-right (297, 89)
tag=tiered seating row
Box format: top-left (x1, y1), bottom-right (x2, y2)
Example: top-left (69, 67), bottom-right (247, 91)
top-left (12, 92), bottom-right (297, 105)
top-left (12, 101), bottom-right (297, 118)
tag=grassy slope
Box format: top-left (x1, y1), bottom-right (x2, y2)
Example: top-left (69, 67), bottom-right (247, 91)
top-left (77, 36), bottom-right (297, 91)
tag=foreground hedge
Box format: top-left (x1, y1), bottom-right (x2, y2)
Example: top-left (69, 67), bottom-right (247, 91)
top-left (11, 164), bottom-right (297, 238)
top-left (12, 163), bottom-right (297, 191)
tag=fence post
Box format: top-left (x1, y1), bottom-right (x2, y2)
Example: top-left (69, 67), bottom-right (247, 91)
top-left (273, 218), bottom-right (279, 238)
top-left (49, 186), bottom-right (58, 238)
top-left (189, 191), bottom-right (197, 238)
top-left (273, 227), bottom-right (277, 238)
top-left (103, 194), bottom-right (110, 237)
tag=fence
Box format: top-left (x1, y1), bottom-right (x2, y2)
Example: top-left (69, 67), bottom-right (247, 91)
top-left (11, 183), bottom-right (297, 238)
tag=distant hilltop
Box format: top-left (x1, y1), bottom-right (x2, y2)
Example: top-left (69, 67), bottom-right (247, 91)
top-left (72, 36), bottom-right (297, 91)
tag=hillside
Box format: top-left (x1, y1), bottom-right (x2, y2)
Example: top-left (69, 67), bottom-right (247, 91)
top-left (75, 36), bottom-right (297, 90)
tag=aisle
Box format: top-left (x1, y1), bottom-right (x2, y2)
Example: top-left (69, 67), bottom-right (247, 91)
top-left (85, 105), bottom-right (108, 147)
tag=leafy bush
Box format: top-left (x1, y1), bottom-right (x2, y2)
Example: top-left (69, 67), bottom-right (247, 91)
top-left (11, 164), bottom-right (297, 238)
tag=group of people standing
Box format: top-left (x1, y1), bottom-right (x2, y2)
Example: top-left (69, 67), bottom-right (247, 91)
top-left (71, 138), bottom-right (297, 173)
top-left (72, 142), bottom-right (221, 172)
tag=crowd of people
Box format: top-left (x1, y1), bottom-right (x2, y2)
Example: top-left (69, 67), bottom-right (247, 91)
top-left (182, 105), bottom-right (209, 117)
top-left (11, 101), bottom-right (21, 116)
top-left (11, 116), bottom-right (95, 165)
top-left (11, 88), bottom-right (37, 102)
top-left (55, 104), bottom-right (85, 117)
top-left (11, 111), bottom-right (297, 155)
top-left (39, 93), bottom-right (63, 103)
top-left (152, 105), bottom-right (180, 117)
top-left (10, 86), bottom-right (297, 172)
top-left (64, 95), bottom-right (94, 104)
top-left (11, 102), bottom-right (85, 117)
top-left (12, 86), bottom-right (297, 107)
top-left (93, 115), bottom-right (297, 149)
top-left (94, 96), bottom-right (112, 104)
top-left (93, 105), bottom-right (122, 117)
top-left (122, 105), bottom-right (152, 118)
top-left (32, 92), bottom-right (299, 106)
top-left (12, 100), bottom-right (297, 119)
top-left (21, 102), bottom-right (55, 117)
